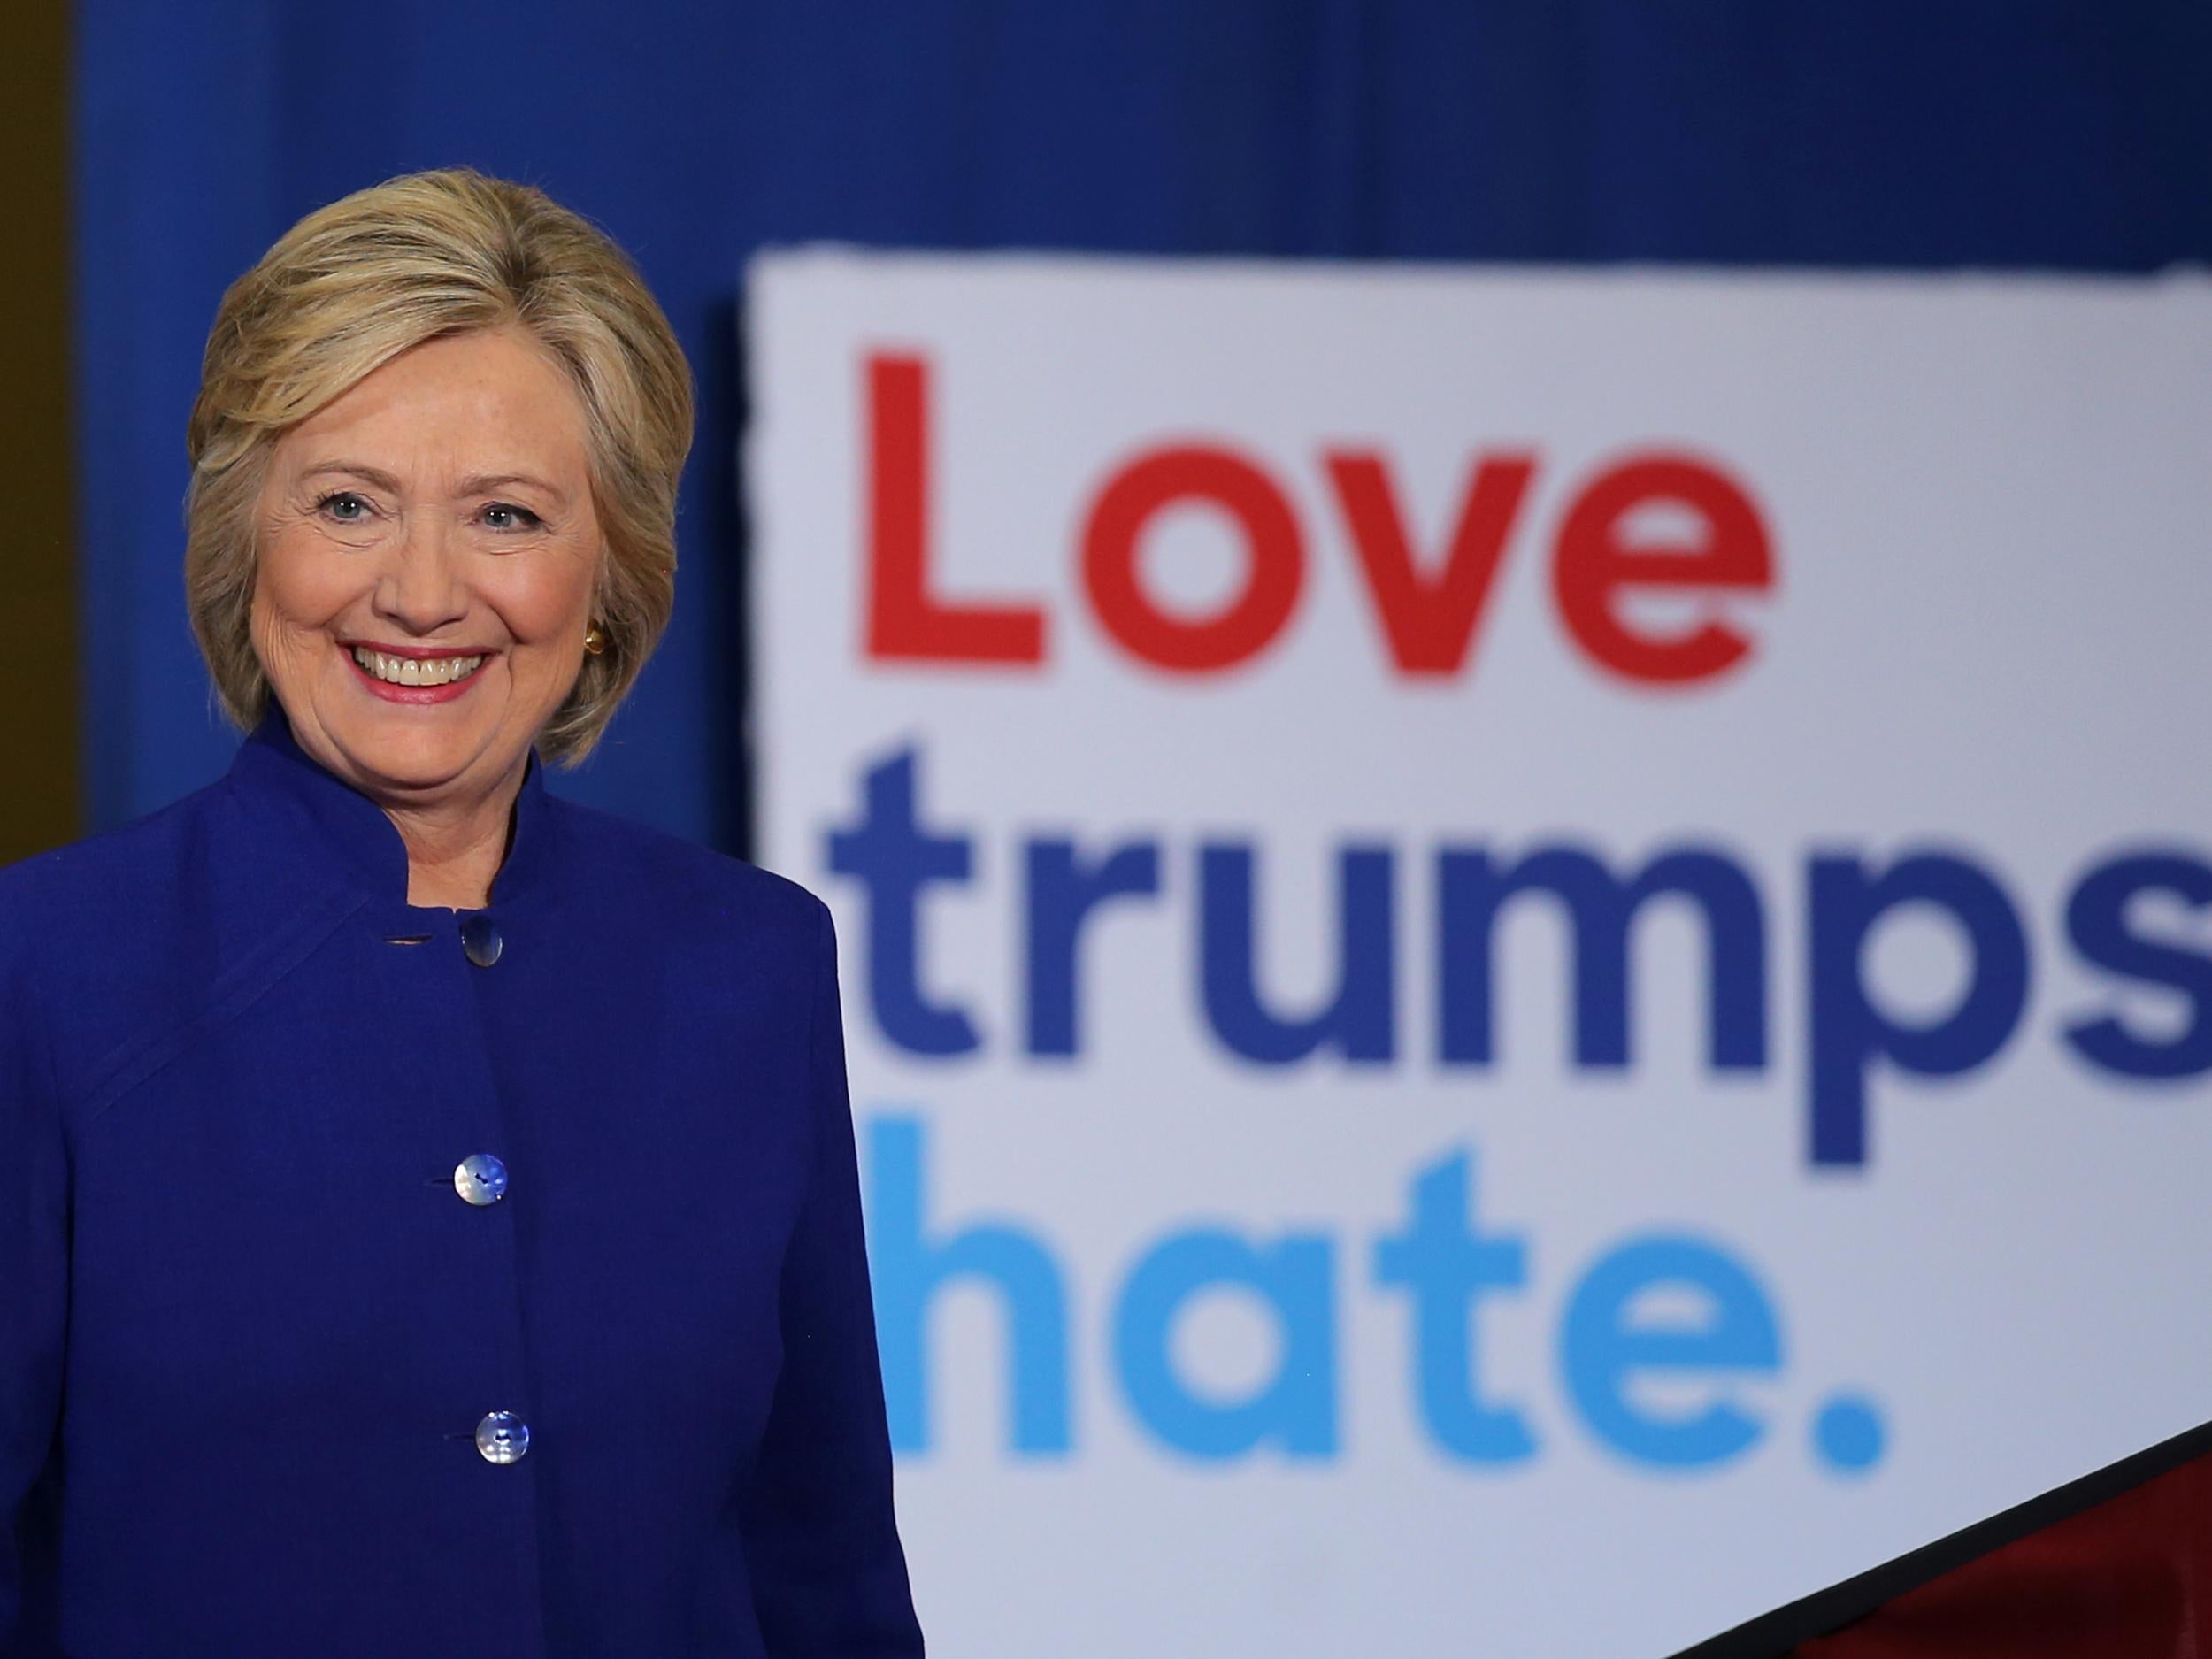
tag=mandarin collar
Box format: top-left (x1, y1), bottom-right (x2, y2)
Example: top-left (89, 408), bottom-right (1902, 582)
top-left (228, 713), bottom-right (557, 910)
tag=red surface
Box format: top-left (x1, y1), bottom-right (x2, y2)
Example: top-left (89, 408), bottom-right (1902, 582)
top-left (1797, 1454), bottom-right (2212, 1658)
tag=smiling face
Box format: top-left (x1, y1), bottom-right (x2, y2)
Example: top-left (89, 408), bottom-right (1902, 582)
top-left (250, 327), bottom-right (603, 815)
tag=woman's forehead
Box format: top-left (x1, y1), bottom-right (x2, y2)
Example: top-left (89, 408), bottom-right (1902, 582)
top-left (280, 330), bottom-right (589, 478)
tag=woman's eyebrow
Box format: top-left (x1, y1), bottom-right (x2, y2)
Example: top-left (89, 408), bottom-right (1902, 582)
top-left (456, 471), bottom-right (569, 506)
top-left (299, 460), bottom-right (403, 493)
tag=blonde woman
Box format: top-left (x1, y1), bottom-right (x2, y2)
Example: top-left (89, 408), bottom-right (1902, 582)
top-left (0, 170), bottom-right (921, 1657)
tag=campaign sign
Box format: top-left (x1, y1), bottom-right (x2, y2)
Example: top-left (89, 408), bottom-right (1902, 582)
top-left (746, 250), bottom-right (2212, 1656)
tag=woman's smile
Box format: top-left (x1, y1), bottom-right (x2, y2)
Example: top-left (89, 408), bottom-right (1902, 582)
top-left (343, 640), bottom-right (495, 703)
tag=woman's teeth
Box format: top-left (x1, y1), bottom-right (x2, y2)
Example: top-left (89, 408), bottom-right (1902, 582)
top-left (351, 648), bottom-right (486, 687)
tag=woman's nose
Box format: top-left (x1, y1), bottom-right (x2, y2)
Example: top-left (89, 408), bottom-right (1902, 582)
top-left (372, 518), bottom-right (469, 634)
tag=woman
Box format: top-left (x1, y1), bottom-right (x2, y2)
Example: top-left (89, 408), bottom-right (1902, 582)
top-left (0, 170), bottom-right (923, 1657)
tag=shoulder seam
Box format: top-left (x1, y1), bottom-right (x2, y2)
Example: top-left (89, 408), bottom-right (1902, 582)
top-left (72, 887), bottom-right (373, 1133)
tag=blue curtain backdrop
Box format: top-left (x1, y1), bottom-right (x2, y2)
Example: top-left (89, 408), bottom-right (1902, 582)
top-left (73, 1), bottom-right (2212, 852)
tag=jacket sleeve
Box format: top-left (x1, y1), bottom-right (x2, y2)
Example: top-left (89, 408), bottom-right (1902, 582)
top-left (740, 901), bottom-right (924, 1657)
top-left (0, 918), bottom-right (69, 1646)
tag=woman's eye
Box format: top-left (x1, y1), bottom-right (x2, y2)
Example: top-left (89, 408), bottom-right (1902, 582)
top-left (319, 492), bottom-right (370, 523)
top-left (481, 503), bottom-right (542, 532)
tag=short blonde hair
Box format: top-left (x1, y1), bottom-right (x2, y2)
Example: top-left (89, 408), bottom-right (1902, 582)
top-left (186, 167), bottom-right (694, 764)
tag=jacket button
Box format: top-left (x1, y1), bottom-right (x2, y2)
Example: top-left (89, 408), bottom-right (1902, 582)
top-left (475, 1411), bottom-right (530, 1464)
top-left (459, 915), bottom-right (503, 967)
top-left (453, 1154), bottom-right (509, 1206)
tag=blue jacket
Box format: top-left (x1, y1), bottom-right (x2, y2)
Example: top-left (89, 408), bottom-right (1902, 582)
top-left (0, 717), bottom-right (923, 1657)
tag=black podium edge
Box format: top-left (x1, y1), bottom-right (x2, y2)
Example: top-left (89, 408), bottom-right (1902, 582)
top-left (1664, 1416), bottom-right (2212, 1659)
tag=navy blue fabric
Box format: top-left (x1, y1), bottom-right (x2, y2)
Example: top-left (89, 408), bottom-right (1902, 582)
top-left (0, 719), bottom-right (921, 1656)
top-left (70, 2), bottom-right (2212, 850)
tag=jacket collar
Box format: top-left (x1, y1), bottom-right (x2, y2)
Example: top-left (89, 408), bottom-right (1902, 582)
top-left (228, 712), bottom-right (557, 910)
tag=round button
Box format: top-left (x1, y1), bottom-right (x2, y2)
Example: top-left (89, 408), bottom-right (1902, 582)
top-left (459, 915), bottom-right (503, 968)
top-left (453, 1154), bottom-right (509, 1207)
top-left (475, 1411), bottom-right (530, 1465)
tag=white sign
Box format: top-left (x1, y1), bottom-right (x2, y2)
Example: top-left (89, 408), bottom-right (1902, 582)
top-left (747, 249), bottom-right (2212, 1657)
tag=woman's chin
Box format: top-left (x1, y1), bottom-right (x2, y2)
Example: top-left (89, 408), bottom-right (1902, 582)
top-left (320, 717), bottom-right (505, 803)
